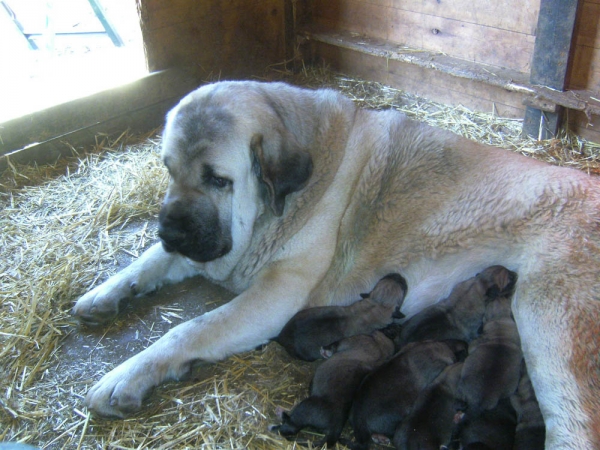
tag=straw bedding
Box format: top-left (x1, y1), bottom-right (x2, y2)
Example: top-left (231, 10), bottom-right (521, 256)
top-left (1, 68), bottom-right (599, 449)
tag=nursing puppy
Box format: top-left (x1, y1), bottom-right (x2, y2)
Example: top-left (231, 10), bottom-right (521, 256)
top-left (456, 296), bottom-right (523, 416)
top-left (271, 331), bottom-right (394, 447)
top-left (71, 81), bottom-right (600, 448)
top-left (511, 368), bottom-right (546, 450)
top-left (398, 266), bottom-right (516, 346)
top-left (348, 339), bottom-right (467, 449)
top-left (452, 397), bottom-right (517, 450)
top-left (393, 362), bottom-right (464, 450)
top-left (275, 273), bottom-right (407, 360)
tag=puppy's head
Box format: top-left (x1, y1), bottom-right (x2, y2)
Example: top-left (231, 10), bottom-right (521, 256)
top-left (476, 265), bottom-right (518, 299)
top-left (158, 82), bottom-right (313, 268)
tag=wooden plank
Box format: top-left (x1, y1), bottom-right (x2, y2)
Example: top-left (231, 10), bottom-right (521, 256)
top-left (311, 41), bottom-right (600, 145)
top-left (313, 42), bottom-right (526, 118)
top-left (301, 29), bottom-right (532, 99)
top-left (574, 2), bottom-right (600, 48)
top-left (141, 0), bottom-right (285, 74)
top-left (389, 0), bottom-right (539, 35)
top-left (523, 0), bottom-right (579, 138)
top-left (312, 0), bottom-right (535, 73)
top-left (568, 45), bottom-right (600, 90)
top-left (312, 0), bottom-right (540, 35)
top-left (568, 110), bottom-right (600, 144)
top-left (300, 28), bottom-right (600, 115)
top-left (0, 69), bottom-right (198, 157)
top-left (388, 7), bottom-right (535, 73)
top-left (568, 1), bottom-right (600, 90)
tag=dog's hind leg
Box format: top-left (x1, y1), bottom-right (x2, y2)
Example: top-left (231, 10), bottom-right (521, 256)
top-left (512, 265), bottom-right (600, 449)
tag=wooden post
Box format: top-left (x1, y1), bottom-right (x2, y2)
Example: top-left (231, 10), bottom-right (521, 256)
top-left (522, 0), bottom-right (579, 139)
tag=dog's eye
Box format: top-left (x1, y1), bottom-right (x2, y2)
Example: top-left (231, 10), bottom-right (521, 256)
top-left (209, 175), bottom-right (232, 189)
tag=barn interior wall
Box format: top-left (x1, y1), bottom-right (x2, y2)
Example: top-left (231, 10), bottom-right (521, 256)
top-left (297, 0), bottom-right (600, 143)
top-left (567, 0), bottom-right (600, 141)
top-left (138, 0), bottom-right (286, 80)
top-left (309, 0), bottom-right (539, 74)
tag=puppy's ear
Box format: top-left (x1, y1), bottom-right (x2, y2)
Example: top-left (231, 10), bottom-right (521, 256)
top-left (251, 132), bottom-right (313, 216)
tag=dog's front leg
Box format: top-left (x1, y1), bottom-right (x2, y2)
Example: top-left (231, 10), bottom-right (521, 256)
top-left (72, 243), bottom-right (201, 325)
top-left (83, 266), bottom-right (310, 418)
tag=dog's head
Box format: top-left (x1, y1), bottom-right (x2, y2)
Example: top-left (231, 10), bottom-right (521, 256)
top-left (158, 81), bottom-right (313, 270)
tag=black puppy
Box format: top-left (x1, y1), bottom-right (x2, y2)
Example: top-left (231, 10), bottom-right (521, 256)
top-left (274, 273), bottom-right (407, 361)
top-left (271, 331), bottom-right (395, 447)
top-left (393, 362), bottom-right (464, 450)
top-left (347, 339), bottom-right (467, 450)
top-left (398, 266), bottom-right (516, 346)
top-left (456, 295), bottom-right (523, 417)
top-left (511, 367), bottom-right (546, 450)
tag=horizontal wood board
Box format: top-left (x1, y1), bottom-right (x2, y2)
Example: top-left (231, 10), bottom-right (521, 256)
top-left (312, 42), bottom-right (526, 118)
top-left (309, 0), bottom-right (537, 72)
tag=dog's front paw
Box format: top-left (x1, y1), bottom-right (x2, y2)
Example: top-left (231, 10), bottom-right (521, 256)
top-left (85, 357), bottom-right (157, 418)
top-left (72, 277), bottom-right (136, 325)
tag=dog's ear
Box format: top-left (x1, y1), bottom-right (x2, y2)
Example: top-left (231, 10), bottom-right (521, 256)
top-left (250, 132), bottom-right (313, 216)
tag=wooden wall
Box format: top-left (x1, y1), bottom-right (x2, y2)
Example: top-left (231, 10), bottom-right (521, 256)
top-left (298, 0), bottom-right (600, 143)
top-left (310, 0), bottom-right (538, 74)
top-left (139, 0), bottom-right (286, 79)
top-left (568, 0), bottom-right (600, 141)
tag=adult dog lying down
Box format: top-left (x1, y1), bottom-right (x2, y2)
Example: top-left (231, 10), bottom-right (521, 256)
top-left (72, 81), bottom-right (600, 448)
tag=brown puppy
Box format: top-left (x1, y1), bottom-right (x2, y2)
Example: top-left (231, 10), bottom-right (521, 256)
top-left (398, 266), bottom-right (516, 346)
top-left (348, 339), bottom-right (467, 450)
top-left (393, 362), bottom-right (464, 450)
top-left (456, 296), bottom-right (523, 417)
top-left (275, 273), bottom-right (407, 361)
top-left (271, 331), bottom-right (394, 447)
top-left (511, 368), bottom-right (546, 450)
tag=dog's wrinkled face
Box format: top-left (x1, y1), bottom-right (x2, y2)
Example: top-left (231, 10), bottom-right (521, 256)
top-left (158, 82), bottom-right (314, 273)
top-left (159, 85), bottom-right (259, 267)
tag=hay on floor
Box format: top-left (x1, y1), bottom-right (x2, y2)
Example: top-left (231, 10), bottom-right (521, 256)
top-left (1, 68), bottom-right (599, 449)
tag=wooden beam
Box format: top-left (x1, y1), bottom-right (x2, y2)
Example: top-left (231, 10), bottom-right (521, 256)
top-left (523, 0), bottom-right (580, 139)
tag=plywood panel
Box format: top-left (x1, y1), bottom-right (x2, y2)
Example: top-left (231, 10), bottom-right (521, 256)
top-left (311, 0), bottom-right (535, 73)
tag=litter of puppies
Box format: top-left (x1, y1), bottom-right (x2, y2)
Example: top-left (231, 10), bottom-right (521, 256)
top-left (270, 266), bottom-right (546, 449)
